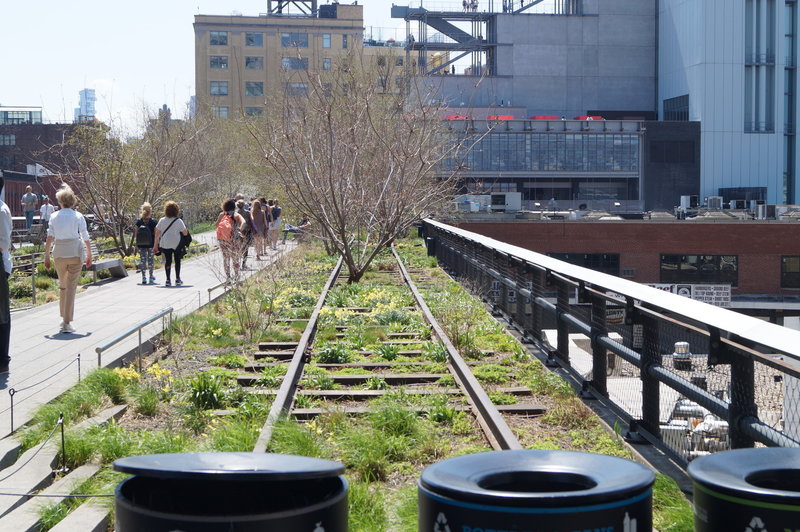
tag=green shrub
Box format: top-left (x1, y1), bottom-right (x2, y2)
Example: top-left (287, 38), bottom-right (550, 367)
top-left (364, 377), bottom-right (389, 390)
top-left (9, 280), bottom-right (33, 299)
top-left (316, 343), bottom-right (352, 364)
top-left (135, 387), bottom-right (160, 416)
top-left (422, 341), bottom-right (448, 363)
top-left (473, 364), bottom-right (510, 384)
top-left (209, 353), bottom-right (248, 369)
top-left (374, 343), bottom-right (399, 361)
top-left (90, 368), bottom-right (127, 404)
top-left (188, 372), bottom-right (224, 409)
top-left (370, 404), bottom-right (419, 438)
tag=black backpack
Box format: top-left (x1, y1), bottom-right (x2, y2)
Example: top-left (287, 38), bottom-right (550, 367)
top-left (136, 219), bottom-right (154, 247)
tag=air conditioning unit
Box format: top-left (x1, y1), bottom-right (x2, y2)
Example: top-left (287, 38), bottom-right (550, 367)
top-left (707, 196), bottom-right (723, 210)
top-left (756, 203), bottom-right (767, 219)
top-left (489, 192), bottom-right (522, 212)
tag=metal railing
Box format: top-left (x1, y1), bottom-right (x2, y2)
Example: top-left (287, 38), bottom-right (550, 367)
top-left (423, 219), bottom-right (800, 465)
top-left (94, 307), bottom-right (173, 370)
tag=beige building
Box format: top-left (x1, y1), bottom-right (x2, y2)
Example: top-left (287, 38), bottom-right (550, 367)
top-left (194, 4), bottom-right (371, 118)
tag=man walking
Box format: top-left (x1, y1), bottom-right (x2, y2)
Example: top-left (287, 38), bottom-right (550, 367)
top-left (21, 185), bottom-right (38, 229)
top-left (0, 178), bottom-right (12, 372)
top-left (39, 196), bottom-right (55, 229)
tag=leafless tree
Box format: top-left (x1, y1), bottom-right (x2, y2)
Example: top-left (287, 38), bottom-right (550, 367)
top-left (48, 107), bottom-right (226, 255)
top-left (245, 47), bottom-right (477, 283)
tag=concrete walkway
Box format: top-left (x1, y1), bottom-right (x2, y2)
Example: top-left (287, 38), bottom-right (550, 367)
top-left (0, 231), bottom-right (294, 439)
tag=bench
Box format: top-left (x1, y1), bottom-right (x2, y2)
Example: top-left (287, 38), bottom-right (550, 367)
top-left (84, 241), bottom-right (127, 282)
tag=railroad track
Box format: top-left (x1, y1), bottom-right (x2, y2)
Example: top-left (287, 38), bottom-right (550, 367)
top-left (252, 247), bottom-right (546, 453)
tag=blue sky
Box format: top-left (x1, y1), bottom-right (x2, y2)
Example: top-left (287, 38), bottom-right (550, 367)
top-left (0, 0), bottom-right (409, 130)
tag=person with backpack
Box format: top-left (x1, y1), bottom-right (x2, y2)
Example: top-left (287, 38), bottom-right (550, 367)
top-left (216, 198), bottom-right (246, 282)
top-left (268, 199), bottom-right (282, 251)
top-left (132, 202), bottom-right (157, 285)
top-left (153, 201), bottom-right (188, 287)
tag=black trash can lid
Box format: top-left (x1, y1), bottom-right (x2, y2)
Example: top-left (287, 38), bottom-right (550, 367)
top-left (420, 450), bottom-right (654, 507)
top-left (114, 452), bottom-right (345, 481)
top-left (688, 448), bottom-right (800, 503)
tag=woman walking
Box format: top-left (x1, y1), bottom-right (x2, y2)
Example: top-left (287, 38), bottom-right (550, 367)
top-left (268, 199), bottom-right (282, 250)
top-left (133, 202), bottom-right (157, 285)
top-left (250, 199), bottom-right (268, 260)
top-left (43, 185), bottom-right (92, 334)
top-left (216, 199), bottom-right (246, 282)
top-left (153, 201), bottom-right (188, 287)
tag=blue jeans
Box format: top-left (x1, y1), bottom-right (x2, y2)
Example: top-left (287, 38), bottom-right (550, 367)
top-left (24, 211), bottom-right (34, 229)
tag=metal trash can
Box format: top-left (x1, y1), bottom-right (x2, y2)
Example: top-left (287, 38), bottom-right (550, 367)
top-left (114, 452), bottom-right (348, 531)
top-left (419, 450), bottom-right (654, 531)
top-left (688, 448), bottom-right (800, 531)
top-left (426, 236), bottom-right (436, 257)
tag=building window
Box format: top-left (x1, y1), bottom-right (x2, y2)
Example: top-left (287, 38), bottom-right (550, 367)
top-left (209, 31), bottom-right (228, 46)
top-left (245, 107), bottom-right (264, 116)
top-left (322, 34), bottom-right (331, 48)
top-left (211, 106), bottom-right (228, 119)
top-left (783, 256), bottom-right (800, 288)
top-left (649, 141), bottom-right (695, 164)
top-left (210, 56), bottom-right (228, 69)
top-left (663, 94), bottom-right (689, 121)
top-left (322, 57), bottom-right (332, 70)
top-left (246, 32), bottom-right (263, 46)
top-left (281, 32), bottom-right (309, 47)
top-left (245, 82), bottom-right (264, 97)
top-left (549, 253), bottom-right (621, 277)
top-left (342, 34), bottom-right (348, 48)
top-left (282, 57), bottom-right (309, 70)
top-left (284, 83), bottom-right (309, 97)
top-left (660, 255), bottom-right (738, 286)
top-left (245, 56), bottom-right (264, 70)
top-left (209, 81), bottom-right (228, 96)
top-left (0, 134), bottom-right (16, 146)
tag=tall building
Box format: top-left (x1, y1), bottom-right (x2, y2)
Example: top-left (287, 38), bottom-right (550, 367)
top-left (74, 88), bottom-right (97, 123)
top-left (194, 1), bottom-right (366, 118)
top-left (659, 0), bottom-right (798, 205)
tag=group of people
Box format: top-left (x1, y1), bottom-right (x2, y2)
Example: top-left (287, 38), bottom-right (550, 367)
top-left (216, 195), bottom-right (283, 282)
top-left (20, 186), bottom-right (56, 230)
top-left (462, 0), bottom-right (479, 12)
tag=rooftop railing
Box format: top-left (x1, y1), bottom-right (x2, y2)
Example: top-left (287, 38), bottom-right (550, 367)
top-left (423, 219), bottom-right (800, 465)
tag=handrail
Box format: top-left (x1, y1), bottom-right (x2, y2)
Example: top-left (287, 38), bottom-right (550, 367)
top-left (95, 307), bottom-right (173, 369)
top-left (424, 218), bottom-right (800, 361)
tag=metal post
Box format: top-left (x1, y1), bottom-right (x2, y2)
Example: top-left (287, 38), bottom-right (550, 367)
top-left (137, 329), bottom-right (142, 372)
top-left (59, 413), bottom-right (66, 473)
top-left (589, 293), bottom-right (608, 396)
top-left (730, 351), bottom-right (757, 448)
top-left (77, 353), bottom-right (81, 382)
top-left (556, 279), bottom-right (570, 361)
top-left (198, 290), bottom-right (201, 308)
top-left (639, 314), bottom-right (661, 438)
top-left (31, 267), bottom-right (36, 305)
top-left (8, 388), bottom-right (15, 433)
top-left (531, 268), bottom-right (545, 341)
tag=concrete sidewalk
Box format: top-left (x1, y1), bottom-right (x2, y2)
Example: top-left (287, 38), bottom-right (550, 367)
top-left (0, 231), bottom-right (294, 439)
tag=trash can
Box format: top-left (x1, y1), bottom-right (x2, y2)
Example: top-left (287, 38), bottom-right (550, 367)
top-left (114, 452), bottom-right (348, 531)
top-left (426, 237), bottom-right (436, 257)
top-left (688, 448), bottom-right (800, 531)
top-left (419, 450), bottom-right (654, 531)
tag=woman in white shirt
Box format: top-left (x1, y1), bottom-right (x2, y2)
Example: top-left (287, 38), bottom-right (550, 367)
top-left (43, 185), bottom-right (92, 334)
top-left (152, 201), bottom-right (188, 287)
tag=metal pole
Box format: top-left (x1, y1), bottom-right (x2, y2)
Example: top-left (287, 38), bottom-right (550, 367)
top-left (8, 388), bottom-right (15, 433)
top-left (59, 413), bottom-right (66, 472)
top-left (77, 353), bottom-right (81, 382)
top-left (640, 314), bottom-right (661, 438)
top-left (31, 267), bottom-right (36, 305)
top-left (590, 293), bottom-right (608, 396)
top-left (556, 279), bottom-right (570, 361)
top-left (730, 352), bottom-right (757, 448)
top-left (137, 329), bottom-right (142, 372)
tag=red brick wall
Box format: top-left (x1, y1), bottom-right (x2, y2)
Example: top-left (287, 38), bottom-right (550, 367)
top-left (457, 221), bottom-right (800, 295)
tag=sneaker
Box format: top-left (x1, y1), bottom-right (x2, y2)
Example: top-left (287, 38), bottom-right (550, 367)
top-left (149, 275), bottom-right (156, 283)
top-left (165, 280), bottom-right (171, 287)
top-left (142, 277), bottom-right (147, 285)
top-left (175, 279), bottom-right (183, 286)
top-left (59, 321), bottom-right (67, 332)
top-left (63, 323), bottom-right (76, 334)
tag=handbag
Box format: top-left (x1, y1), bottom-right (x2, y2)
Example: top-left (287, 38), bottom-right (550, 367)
top-left (177, 231), bottom-right (192, 259)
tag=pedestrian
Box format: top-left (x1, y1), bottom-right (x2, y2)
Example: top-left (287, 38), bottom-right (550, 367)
top-left (43, 185), bottom-right (92, 334)
top-left (215, 198), bottom-right (246, 282)
top-left (250, 199), bottom-right (268, 260)
top-left (133, 202), bottom-right (157, 285)
top-left (21, 185), bottom-right (38, 230)
top-left (463, 0), bottom-right (467, 11)
top-left (0, 178), bottom-right (12, 371)
top-left (153, 201), bottom-right (188, 287)
top-left (269, 199), bottom-right (282, 250)
top-left (282, 213), bottom-right (311, 244)
top-left (236, 200), bottom-right (254, 269)
top-left (39, 196), bottom-right (55, 229)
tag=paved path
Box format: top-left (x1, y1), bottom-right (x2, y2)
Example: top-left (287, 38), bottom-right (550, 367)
top-left (0, 232), bottom-right (294, 439)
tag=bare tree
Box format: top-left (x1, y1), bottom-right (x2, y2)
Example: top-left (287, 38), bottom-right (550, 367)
top-left (246, 47), bottom-right (475, 283)
top-left (48, 107), bottom-right (226, 255)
